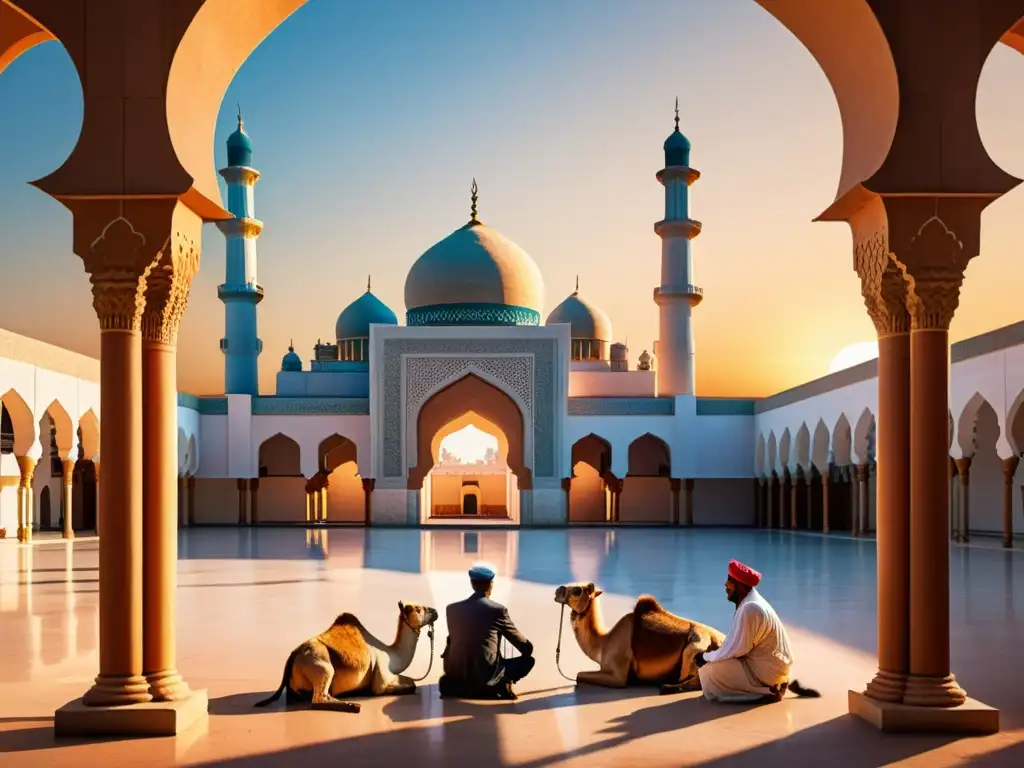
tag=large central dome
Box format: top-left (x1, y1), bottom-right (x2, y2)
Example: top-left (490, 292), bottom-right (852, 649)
top-left (404, 183), bottom-right (544, 326)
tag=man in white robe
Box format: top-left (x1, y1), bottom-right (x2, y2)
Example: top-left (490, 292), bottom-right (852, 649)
top-left (695, 559), bottom-right (794, 703)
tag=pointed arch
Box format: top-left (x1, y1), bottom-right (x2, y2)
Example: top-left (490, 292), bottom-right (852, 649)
top-left (811, 419), bottom-right (830, 471)
top-left (78, 409), bottom-right (100, 460)
top-left (755, 434), bottom-right (766, 477)
top-left (187, 435), bottom-right (199, 475)
top-left (318, 433), bottom-right (358, 474)
top-left (432, 412), bottom-right (509, 467)
top-left (178, 428), bottom-right (189, 474)
top-left (572, 434), bottom-right (612, 476)
top-left (42, 399), bottom-right (75, 457)
top-left (1007, 389), bottom-right (1024, 455)
top-left (258, 433), bottom-right (301, 477)
top-left (833, 414), bottom-right (852, 466)
top-left (627, 433), bottom-right (671, 477)
top-left (1, 389), bottom-right (35, 455)
top-left (795, 423), bottom-right (811, 470)
top-left (779, 428), bottom-right (792, 471)
top-left (956, 392), bottom-right (996, 457)
top-left (767, 431), bottom-right (778, 474)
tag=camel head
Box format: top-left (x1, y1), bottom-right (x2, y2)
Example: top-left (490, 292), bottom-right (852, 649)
top-left (554, 582), bottom-right (603, 615)
top-left (398, 601), bottom-right (439, 632)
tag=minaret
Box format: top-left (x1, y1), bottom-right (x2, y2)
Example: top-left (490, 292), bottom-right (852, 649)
top-left (653, 99), bottom-right (702, 396)
top-left (216, 107), bottom-right (264, 395)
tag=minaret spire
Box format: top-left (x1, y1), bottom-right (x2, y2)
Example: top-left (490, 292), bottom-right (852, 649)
top-left (367, 274), bottom-right (371, 293)
top-left (574, 275), bottom-right (579, 294)
top-left (674, 97), bottom-right (680, 132)
top-left (470, 178), bottom-right (479, 223)
top-left (237, 103), bottom-right (244, 131)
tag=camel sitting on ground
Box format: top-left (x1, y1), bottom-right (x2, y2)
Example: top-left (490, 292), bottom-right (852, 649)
top-left (254, 601), bottom-right (439, 712)
top-left (554, 582), bottom-right (725, 694)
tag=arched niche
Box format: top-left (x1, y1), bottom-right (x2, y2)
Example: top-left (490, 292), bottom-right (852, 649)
top-left (42, 400), bottom-right (75, 458)
top-left (78, 409), bottom-right (100, 460)
top-left (569, 434), bottom-right (613, 523)
top-left (318, 434), bottom-right (362, 523)
top-left (795, 423), bottom-right (811, 471)
top-left (431, 411), bottom-right (508, 467)
top-left (811, 419), bottom-right (831, 471)
top-left (621, 433), bottom-right (672, 524)
top-left (258, 433), bottom-right (301, 477)
top-left (833, 414), bottom-right (853, 466)
top-left (1, 389), bottom-right (35, 455)
top-left (626, 433), bottom-right (670, 477)
top-left (409, 374), bottom-right (530, 491)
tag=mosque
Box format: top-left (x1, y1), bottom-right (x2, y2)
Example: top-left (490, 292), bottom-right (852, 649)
top-left (3, 109), bottom-right (1024, 542)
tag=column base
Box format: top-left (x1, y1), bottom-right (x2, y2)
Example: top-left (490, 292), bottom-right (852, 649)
top-left (146, 669), bottom-right (192, 702)
top-left (849, 690), bottom-right (997, 734)
top-left (63, 530), bottom-right (75, 540)
top-left (863, 669), bottom-right (906, 703)
top-left (55, 688), bottom-right (208, 737)
top-left (83, 674), bottom-right (153, 706)
top-left (903, 673), bottom-right (967, 707)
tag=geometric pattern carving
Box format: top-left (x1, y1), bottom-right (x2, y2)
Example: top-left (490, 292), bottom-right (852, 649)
top-left (253, 397), bottom-right (369, 415)
top-left (569, 397), bottom-right (676, 416)
top-left (406, 303), bottom-right (541, 327)
top-left (382, 337), bottom-right (557, 479)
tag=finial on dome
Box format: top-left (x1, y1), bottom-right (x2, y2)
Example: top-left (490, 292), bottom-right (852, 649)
top-left (237, 103), bottom-right (244, 132)
top-left (470, 178), bottom-right (479, 222)
top-left (574, 275), bottom-right (579, 294)
top-left (367, 274), bottom-right (371, 293)
top-left (288, 338), bottom-right (294, 351)
top-left (674, 97), bottom-right (679, 132)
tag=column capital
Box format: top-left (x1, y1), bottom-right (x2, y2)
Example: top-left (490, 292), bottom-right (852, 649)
top-left (141, 205), bottom-right (202, 345)
top-left (16, 456), bottom-right (36, 487)
top-left (669, 478), bottom-right (682, 492)
top-left (954, 456), bottom-right (972, 482)
top-left (62, 458), bottom-right (75, 484)
top-left (1002, 455), bottom-right (1019, 482)
top-left (856, 463), bottom-right (869, 482)
top-left (362, 478), bottom-right (376, 493)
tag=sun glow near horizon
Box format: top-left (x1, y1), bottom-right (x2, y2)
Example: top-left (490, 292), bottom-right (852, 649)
top-left (828, 341), bottom-right (879, 374)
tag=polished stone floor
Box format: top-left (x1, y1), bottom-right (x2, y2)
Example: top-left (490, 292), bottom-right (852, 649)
top-left (0, 527), bottom-right (1021, 767)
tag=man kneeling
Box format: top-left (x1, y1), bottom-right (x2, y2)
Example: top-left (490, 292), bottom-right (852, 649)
top-left (438, 563), bottom-right (535, 700)
top-left (695, 559), bottom-right (817, 704)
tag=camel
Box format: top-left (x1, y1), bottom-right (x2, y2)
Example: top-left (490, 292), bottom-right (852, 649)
top-left (254, 601), bottom-right (439, 712)
top-left (554, 582), bottom-right (726, 695)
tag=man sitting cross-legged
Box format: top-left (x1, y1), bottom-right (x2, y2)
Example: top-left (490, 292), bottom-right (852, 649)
top-left (438, 563), bottom-right (535, 700)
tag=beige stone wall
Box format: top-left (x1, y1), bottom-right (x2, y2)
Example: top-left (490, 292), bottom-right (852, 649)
top-left (0, 327), bottom-right (99, 383)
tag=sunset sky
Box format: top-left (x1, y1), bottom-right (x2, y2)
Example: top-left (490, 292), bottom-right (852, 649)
top-left (2, 0), bottom-right (1024, 398)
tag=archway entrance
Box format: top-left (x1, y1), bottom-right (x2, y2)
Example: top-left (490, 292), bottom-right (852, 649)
top-left (409, 374), bottom-right (531, 525)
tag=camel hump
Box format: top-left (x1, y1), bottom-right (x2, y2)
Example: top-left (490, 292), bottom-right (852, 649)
top-left (633, 596), bottom-right (696, 636)
top-left (331, 613), bottom-right (364, 629)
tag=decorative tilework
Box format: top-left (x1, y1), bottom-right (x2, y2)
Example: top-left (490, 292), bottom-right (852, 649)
top-left (568, 397), bottom-right (675, 416)
top-left (382, 338), bottom-right (557, 479)
top-left (252, 397), bottom-right (370, 415)
top-left (406, 303), bottom-right (541, 327)
top-left (177, 393), bottom-right (200, 411)
top-left (197, 397), bottom-right (228, 415)
top-left (696, 398), bottom-right (756, 416)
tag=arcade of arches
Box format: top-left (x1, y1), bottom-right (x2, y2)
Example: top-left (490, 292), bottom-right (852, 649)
top-left (4, 0), bottom-right (1023, 739)
top-left (0, 395), bottom-right (100, 541)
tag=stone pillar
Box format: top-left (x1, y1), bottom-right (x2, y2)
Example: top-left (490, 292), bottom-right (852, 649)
top-left (856, 463), bottom-right (869, 536)
top-left (766, 474), bottom-right (776, 529)
top-left (79, 217), bottom-right (155, 707)
top-left (864, 317), bottom-right (912, 704)
top-left (683, 479), bottom-right (694, 526)
top-left (362, 478), bottom-right (375, 525)
top-left (821, 471), bottom-right (830, 534)
top-left (248, 478), bottom-right (259, 526)
top-left (62, 459), bottom-right (75, 539)
top-left (319, 484), bottom-right (328, 522)
top-left (777, 471), bottom-right (787, 530)
top-left (954, 458), bottom-right (971, 543)
top-left (1003, 457), bottom-right (1019, 549)
top-left (236, 478), bottom-right (248, 525)
top-left (186, 475), bottom-right (196, 526)
top-left (305, 489), bottom-right (312, 522)
top-left (16, 457), bottom-right (36, 542)
top-left (948, 458), bottom-right (958, 541)
top-left (790, 469), bottom-right (800, 529)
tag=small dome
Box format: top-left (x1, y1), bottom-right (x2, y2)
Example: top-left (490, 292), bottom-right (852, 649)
top-left (664, 98), bottom-right (691, 167)
top-left (546, 283), bottom-right (612, 342)
top-left (404, 182), bottom-right (544, 326)
top-left (336, 281), bottom-right (398, 341)
top-left (281, 342), bottom-right (302, 372)
top-left (227, 113), bottom-right (253, 167)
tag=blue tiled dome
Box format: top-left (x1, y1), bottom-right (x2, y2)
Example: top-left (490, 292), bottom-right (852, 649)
top-left (227, 117), bottom-right (253, 168)
top-left (281, 343), bottom-right (302, 372)
top-left (336, 288), bottom-right (398, 341)
top-left (664, 129), bottom-right (691, 168)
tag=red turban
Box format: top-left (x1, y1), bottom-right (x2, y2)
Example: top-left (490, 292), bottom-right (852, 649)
top-left (728, 560), bottom-right (761, 588)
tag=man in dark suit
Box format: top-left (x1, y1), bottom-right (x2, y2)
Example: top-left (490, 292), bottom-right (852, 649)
top-left (438, 563), bottom-right (535, 700)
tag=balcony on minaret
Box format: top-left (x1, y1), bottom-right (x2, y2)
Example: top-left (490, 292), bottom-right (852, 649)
top-left (653, 218), bottom-right (702, 239)
top-left (217, 282), bottom-right (265, 304)
top-left (656, 166), bottom-right (700, 187)
top-left (654, 284), bottom-right (703, 308)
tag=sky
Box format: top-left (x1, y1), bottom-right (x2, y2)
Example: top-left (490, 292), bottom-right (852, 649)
top-left (2, 0), bottom-right (1024, 398)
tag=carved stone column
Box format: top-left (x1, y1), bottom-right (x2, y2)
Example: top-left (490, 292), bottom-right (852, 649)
top-left (856, 464), bottom-right (870, 536)
top-left (1003, 457), bottom-right (1019, 549)
top-left (949, 457), bottom-right (958, 541)
top-left (821, 471), bottom-right (830, 534)
top-left (320, 483), bottom-right (328, 522)
top-left (954, 458), bottom-right (971, 544)
top-left (62, 459), bottom-right (75, 539)
top-left (790, 469), bottom-right (800, 529)
top-left (16, 456), bottom-right (36, 542)
top-left (850, 199), bottom-right (912, 705)
top-left (236, 478), bottom-right (248, 525)
top-left (766, 474), bottom-right (776, 529)
top-left (362, 478), bottom-right (375, 525)
top-left (248, 478), bottom-right (259, 526)
top-left (186, 475), bottom-right (196, 526)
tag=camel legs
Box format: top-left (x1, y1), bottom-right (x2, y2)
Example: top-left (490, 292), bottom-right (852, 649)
top-left (660, 643), bottom-right (707, 695)
top-left (299, 656), bottom-right (361, 713)
top-left (577, 667), bottom-right (629, 688)
top-left (371, 668), bottom-right (416, 696)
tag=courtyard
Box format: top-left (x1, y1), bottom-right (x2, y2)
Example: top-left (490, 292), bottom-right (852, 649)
top-left (1, 526), bottom-right (1021, 767)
